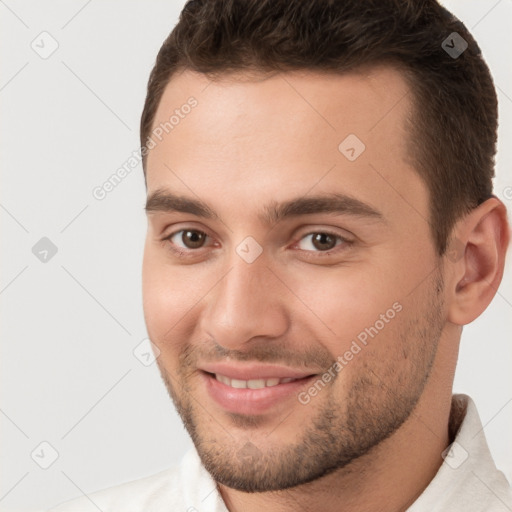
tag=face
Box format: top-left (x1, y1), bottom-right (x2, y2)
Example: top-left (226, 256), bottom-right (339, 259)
top-left (142, 66), bottom-right (446, 492)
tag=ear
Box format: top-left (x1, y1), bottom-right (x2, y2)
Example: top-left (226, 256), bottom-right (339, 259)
top-left (446, 197), bottom-right (510, 325)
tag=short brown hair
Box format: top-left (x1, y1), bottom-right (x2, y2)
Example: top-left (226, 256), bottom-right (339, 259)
top-left (140, 0), bottom-right (498, 255)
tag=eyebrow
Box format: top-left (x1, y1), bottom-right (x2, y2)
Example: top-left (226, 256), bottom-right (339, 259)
top-left (145, 188), bottom-right (385, 225)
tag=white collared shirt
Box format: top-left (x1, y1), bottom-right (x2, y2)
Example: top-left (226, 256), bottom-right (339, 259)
top-left (45, 394), bottom-right (512, 512)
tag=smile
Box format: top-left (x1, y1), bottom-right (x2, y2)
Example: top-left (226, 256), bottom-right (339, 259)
top-left (213, 373), bottom-right (301, 389)
top-left (202, 371), bottom-right (317, 415)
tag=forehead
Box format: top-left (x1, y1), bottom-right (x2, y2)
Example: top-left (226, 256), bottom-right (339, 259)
top-left (145, 66), bottom-right (428, 228)
top-left (148, 65), bottom-right (412, 151)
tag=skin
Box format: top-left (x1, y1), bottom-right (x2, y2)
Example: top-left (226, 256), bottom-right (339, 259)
top-left (142, 66), bottom-right (509, 512)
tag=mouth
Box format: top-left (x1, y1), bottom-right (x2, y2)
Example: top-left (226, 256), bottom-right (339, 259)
top-left (200, 370), bottom-right (318, 415)
top-left (211, 372), bottom-right (307, 389)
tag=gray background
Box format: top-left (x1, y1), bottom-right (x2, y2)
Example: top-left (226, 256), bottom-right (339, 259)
top-left (1, 1), bottom-right (511, 510)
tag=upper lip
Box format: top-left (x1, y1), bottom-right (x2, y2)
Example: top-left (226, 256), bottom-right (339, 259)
top-left (199, 362), bottom-right (319, 381)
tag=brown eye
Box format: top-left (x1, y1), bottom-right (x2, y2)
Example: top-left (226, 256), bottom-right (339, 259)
top-left (312, 233), bottom-right (337, 251)
top-left (181, 230), bottom-right (206, 249)
top-left (297, 232), bottom-right (342, 252)
top-left (167, 229), bottom-right (208, 250)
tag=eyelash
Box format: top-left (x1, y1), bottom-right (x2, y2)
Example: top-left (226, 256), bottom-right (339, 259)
top-left (161, 228), bottom-right (353, 259)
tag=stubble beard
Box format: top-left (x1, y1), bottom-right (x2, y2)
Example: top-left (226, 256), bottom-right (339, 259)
top-left (155, 271), bottom-right (445, 492)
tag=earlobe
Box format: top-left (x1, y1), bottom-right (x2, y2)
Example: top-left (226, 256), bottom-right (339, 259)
top-left (447, 198), bottom-right (510, 326)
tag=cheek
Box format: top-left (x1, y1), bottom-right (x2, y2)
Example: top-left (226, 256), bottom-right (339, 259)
top-left (286, 265), bottom-right (404, 347)
top-left (142, 274), bottom-right (191, 374)
top-left (142, 248), bottom-right (218, 345)
top-left (142, 249), bottom-right (189, 343)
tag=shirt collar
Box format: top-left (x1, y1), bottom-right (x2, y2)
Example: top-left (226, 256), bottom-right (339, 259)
top-left (408, 393), bottom-right (512, 511)
top-left (183, 394), bottom-right (512, 512)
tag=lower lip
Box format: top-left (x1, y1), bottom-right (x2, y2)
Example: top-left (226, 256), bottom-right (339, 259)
top-left (201, 371), bottom-right (317, 415)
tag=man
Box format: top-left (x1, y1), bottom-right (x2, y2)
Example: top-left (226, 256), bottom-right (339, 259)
top-left (47, 0), bottom-right (511, 510)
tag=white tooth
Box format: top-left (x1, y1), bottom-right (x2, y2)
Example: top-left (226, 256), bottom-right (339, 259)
top-left (230, 378), bottom-right (248, 389)
top-left (215, 374), bottom-right (231, 386)
top-left (247, 379), bottom-right (266, 389)
top-left (214, 374), bottom-right (295, 389)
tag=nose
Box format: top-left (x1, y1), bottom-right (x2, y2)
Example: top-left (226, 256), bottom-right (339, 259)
top-left (199, 255), bottom-right (289, 351)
